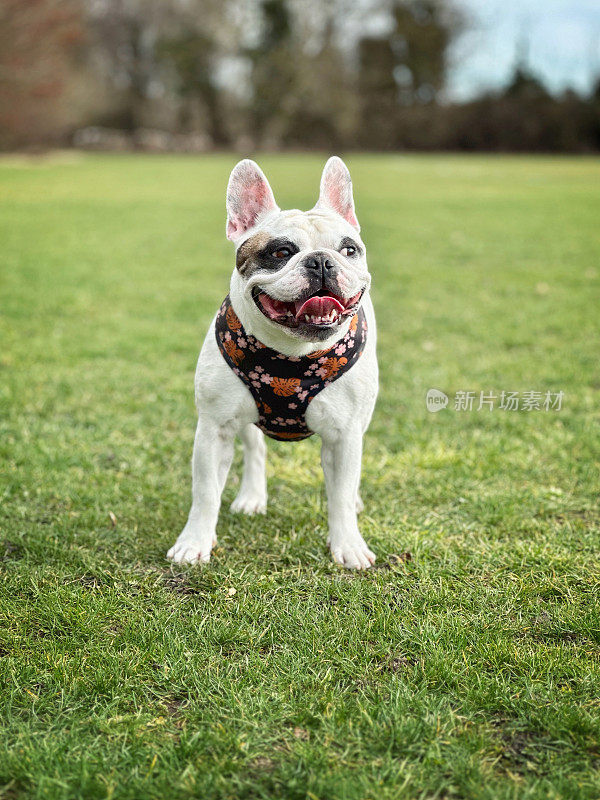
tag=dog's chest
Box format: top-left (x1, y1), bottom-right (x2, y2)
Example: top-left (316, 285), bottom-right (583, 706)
top-left (215, 296), bottom-right (368, 441)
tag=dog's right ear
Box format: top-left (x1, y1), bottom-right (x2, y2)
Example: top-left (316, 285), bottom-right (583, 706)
top-left (226, 160), bottom-right (279, 242)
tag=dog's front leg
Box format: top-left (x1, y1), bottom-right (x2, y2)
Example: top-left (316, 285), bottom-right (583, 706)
top-left (167, 411), bottom-right (235, 565)
top-left (321, 426), bottom-right (376, 570)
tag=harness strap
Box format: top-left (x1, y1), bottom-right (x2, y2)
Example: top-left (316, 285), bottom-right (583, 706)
top-left (215, 295), bottom-right (367, 441)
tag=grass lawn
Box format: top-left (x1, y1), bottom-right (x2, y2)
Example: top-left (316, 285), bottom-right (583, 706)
top-left (1, 152), bottom-right (599, 799)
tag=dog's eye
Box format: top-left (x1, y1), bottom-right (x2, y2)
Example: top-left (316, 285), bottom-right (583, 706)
top-left (272, 247), bottom-right (291, 259)
top-left (340, 245), bottom-right (356, 257)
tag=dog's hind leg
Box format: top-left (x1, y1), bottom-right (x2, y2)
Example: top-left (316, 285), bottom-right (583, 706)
top-left (230, 424), bottom-right (267, 515)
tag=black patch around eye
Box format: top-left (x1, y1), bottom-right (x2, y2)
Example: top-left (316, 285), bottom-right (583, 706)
top-left (339, 236), bottom-right (362, 256)
top-left (258, 238), bottom-right (299, 269)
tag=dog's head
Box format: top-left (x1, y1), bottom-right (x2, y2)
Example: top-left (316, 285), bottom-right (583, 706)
top-left (226, 157), bottom-right (370, 351)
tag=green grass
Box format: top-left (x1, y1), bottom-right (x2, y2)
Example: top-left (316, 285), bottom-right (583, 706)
top-left (1, 152), bottom-right (599, 800)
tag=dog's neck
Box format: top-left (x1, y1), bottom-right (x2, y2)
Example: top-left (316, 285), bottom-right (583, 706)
top-left (229, 274), bottom-right (354, 358)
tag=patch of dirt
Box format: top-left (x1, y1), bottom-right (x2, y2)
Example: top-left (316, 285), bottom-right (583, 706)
top-left (373, 552), bottom-right (413, 571)
top-left (522, 613), bottom-right (589, 644)
top-left (292, 726), bottom-right (309, 741)
top-left (1, 540), bottom-right (23, 562)
top-left (379, 653), bottom-right (416, 672)
top-left (161, 696), bottom-right (189, 728)
top-left (161, 572), bottom-right (201, 596)
top-left (538, 508), bottom-right (599, 524)
top-left (247, 756), bottom-right (276, 771)
top-left (491, 719), bottom-right (541, 772)
top-left (72, 574), bottom-right (105, 591)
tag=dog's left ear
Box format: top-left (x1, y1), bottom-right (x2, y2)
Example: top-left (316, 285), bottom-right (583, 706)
top-left (226, 159), bottom-right (279, 242)
top-left (314, 156), bottom-right (359, 231)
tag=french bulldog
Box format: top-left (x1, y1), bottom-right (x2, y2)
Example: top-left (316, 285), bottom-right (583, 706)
top-left (167, 156), bottom-right (378, 569)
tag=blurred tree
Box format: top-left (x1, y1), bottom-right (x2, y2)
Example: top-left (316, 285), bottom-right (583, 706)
top-left (0, 0), bottom-right (86, 148)
top-left (357, 37), bottom-right (398, 149)
top-left (282, 0), bottom-right (357, 149)
top-left (356, 0), bottom-right (464, 148)
top-left (392, 0), bottom-right (463, 105)
top-left (158, 32), bottom-right (230, 145)
top-left (84, 0), bottom-right (178, 130)
top-left (246, 0), bottom-right (296, 148)
top-left (504, 66), bottom-right (550, 102)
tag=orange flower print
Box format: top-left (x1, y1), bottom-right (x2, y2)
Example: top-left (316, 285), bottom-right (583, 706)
top-left (223, 338), bottom-right (244, 365)
top-left (321, 356), bottom-right (348, 378)
top-left (273, 430), bottom-right (310, 440)
top-left (226, 305), bottom-right (242, 331)
top-left (349, 315), bottom-right (358, 333)
top-left (262, 402), bottom-right (272, 415)
top-left (307, 348), bottom-right (330, 359)
top-left (271, 376), bottom-right (301, 396)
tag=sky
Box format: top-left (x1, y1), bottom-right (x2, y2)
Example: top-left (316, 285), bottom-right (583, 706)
top-left (447, 0), bottom-right (600, 100)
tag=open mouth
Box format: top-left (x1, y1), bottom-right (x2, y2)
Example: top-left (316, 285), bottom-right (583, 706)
top-left (253, 288), bottom-right (363, 329)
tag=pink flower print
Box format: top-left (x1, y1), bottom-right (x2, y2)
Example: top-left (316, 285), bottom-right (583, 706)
top-left (297, 390), bottom-right (308, 402)
top-left (224, 331), bottom-right (232, 342)
top-left (237, 337), bottom-right (247, 348)
top-left (260, 373), bottom-right (272, 384)
top-left (251, 380), bottom-right (261, 388)
top-left (255, 365), bottom-right (264, 373)
top-left (335, 343), bottom-right (347, 356)
top-left (316, 367), bottom-right (327, 378)
top-left (288, 402), bottom-right (297, 409)
top-left (249, 371), bottom-right (259, 381)
top-left (286, 419), bottom-right (297, 425)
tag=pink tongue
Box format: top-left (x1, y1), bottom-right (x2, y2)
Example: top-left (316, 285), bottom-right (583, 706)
top-left (295, 295), bottom-right (344, 319)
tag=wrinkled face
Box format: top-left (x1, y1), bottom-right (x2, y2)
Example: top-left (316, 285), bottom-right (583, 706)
top-left (235, 209), bottom-right (369, 342)
top-left (226, 156), bottom-right (370, 343)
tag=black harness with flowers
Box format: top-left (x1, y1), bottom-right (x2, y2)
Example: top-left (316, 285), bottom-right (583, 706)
top-left (215, 295), bottom-right (367, 441)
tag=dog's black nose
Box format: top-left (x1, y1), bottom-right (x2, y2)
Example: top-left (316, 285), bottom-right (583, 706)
top-left (305, 253), bottom-right (334, 272)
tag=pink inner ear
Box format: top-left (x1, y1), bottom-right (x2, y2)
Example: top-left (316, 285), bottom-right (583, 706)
top-left (228, 172), bottom-right (276, 239)
top-left (322, 171), bottom-right (358, 228)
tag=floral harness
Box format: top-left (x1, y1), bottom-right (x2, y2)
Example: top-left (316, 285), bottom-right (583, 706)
top-left (215, 295), bottom-right (368, 441)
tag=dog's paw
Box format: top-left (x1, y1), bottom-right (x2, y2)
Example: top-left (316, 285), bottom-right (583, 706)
top-left (166, 528), bottom-right (216, 565)
top-left (329, 535), bottom-right (376, 570)
top-left (230, 491), bottom-right (267, 515)
top-left (355, 493), bottom-right (364, 514)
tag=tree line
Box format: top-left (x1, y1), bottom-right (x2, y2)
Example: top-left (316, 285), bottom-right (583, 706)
top-left (2, 0), bottom-right (600, 152)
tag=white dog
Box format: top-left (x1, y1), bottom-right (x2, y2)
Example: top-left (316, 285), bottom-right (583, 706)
top-left (167, 156), bottom-right (378, 569)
